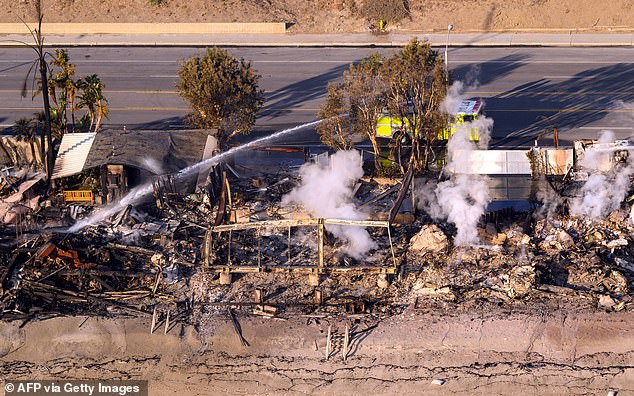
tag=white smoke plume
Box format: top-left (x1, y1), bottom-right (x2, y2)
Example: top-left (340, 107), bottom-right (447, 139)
top-left (417, 78), bottom-right (494, 245)
top-left (534, 176), bottom-right (563, 219)
top-left (440, 66), bottom-right (481, 113)
top-left (282, 150), bottom-right (376, 259)
top-left (440, 80), bottom-right (466, 115)
top-left (570, 130), bottom-right (634, 219)
top-left (435, 124), bottom-right (492, 245)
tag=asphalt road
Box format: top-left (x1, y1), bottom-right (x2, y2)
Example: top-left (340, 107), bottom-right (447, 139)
top-left (0, 46), bottom-right (633, 148)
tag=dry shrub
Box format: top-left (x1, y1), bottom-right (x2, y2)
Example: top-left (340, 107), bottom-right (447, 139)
top-left (359, 0), bottom-right (410, 24)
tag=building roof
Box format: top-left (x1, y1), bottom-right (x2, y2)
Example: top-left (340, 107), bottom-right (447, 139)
top-left (52, 133), bottom-right (96, 179)
top-left (54, 129), bottom-right (218, 178)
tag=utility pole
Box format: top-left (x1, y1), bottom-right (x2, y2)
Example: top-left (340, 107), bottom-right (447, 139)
top-left (445, 24), bottom-right (453, 82)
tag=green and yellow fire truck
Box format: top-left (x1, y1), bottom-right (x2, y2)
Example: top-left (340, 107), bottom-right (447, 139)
top-left (375, 99), bottom-right (483, 142)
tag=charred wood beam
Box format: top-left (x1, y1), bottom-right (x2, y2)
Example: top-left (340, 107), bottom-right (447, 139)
top-left (205, 265), bottom-right (397, 274)
top-left (21, 279), bottom-right (150, 315)
top-left (107, 243), bottom-right (156, 256)
top-left (212, 218), bottom-right (389, 232)
top-left (358, 182), bottom-right (401, 208)
top-left (389, 162), bottom-right (415, 224)
top-left (213, 170), bottom-right (229, 227)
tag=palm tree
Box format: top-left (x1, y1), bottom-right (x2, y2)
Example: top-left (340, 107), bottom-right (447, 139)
top-left (49, 49), bottom-right (78, 133)
top-left (13, 118), bottom-right (39, 167)
top-left (76, 74), bottom-right (109, 132)
top-left (14, 1), bottom-right (54, 184)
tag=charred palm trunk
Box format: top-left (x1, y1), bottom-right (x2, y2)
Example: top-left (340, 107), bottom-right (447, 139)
top-left (40, 60), bottom-right (54, 187)
top-left (0, 138), bottom-right (14, 167)
top-left (29, 141), bottom-right (37, 166)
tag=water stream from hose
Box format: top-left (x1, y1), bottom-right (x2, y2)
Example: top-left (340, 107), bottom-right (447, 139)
top-left (67, 120), bottom-right (323, 232)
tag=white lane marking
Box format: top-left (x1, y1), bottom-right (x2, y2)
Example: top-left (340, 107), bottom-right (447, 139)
top-left (578, 126), bottom-right (634, 130)
top-left (149, 75), bottom-right (178, 78)
top-left (543, 75), bottom-right (597, 79)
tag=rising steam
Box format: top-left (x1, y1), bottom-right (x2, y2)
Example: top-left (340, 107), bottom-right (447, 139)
top-left (570, 130), bottom-right (634, 219)
top-left (282, 150), bottom-right (376, 259)
top-left (418, 79), bottom-right (494, 245)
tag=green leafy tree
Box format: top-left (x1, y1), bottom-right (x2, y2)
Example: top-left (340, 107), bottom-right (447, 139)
top-left (384, 38), bottom-right (448, 170)
top-left (317, 53), bottom-right (387, 169)
top-left (317, 83), bottom-right (355, 151)
top-left (176, 48), bottom-right (265, 147)
top-left (48, 49), bottom-right (78, 134)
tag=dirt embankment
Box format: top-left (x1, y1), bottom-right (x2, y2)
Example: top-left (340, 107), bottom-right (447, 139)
top-left (1, 310), bottom-right (634, 395)
top-left (2, 0), bottom-right (633, 33)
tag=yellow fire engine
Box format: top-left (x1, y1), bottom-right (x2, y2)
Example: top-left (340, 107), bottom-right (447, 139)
top-left (375, 99), bottom-right (483, 141)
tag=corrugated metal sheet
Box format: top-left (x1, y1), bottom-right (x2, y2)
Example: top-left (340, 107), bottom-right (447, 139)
top-left (450, 149), bottom-right (573, 176)
top-left (488, 176), bottom-right (532, 200)
top-left (52, 133), bottom-right (96, 179)
top-left (452, 150), bottom-right (532, 175)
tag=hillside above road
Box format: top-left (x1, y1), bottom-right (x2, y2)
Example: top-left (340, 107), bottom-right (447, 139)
top-left (2, 0), bottom-right (633, 34)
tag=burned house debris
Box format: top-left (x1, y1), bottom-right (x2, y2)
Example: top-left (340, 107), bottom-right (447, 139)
top-left (2, 124), bottom-right (634, 331)
top-left (52, 129), bottom-right (219, 204)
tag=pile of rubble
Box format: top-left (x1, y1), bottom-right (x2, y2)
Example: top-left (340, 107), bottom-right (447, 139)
top-left (0, 188), bottom-right (210, 321)
top-left (3, 156), bottom-right (634, 325)
top-left (406, 207), bottom-right (634, 313)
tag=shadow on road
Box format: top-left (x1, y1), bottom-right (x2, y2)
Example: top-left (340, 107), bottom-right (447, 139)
top-left (452, 53), bottom-right (531, 88)
top-left (490, 62), bottom-right (634, 147)
top-left (260, 64), bottom-right (349, 118)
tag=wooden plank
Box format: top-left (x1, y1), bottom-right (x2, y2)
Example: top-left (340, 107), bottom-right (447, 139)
top-left (205, 266), bottom-right (397, 274)
top-left (212, 218), bottom-right (389, 232)
top-left (317, 219), bottom-right (324, 268)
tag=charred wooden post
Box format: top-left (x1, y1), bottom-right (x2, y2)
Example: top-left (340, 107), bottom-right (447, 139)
top-left (203, 229), bottom-right (213, 271)
top-left (317, 218), bottom-right (325, 268)
top-left (254, 288), bottom-right (263, 305)
top-left (150, 306), bottom-right (157, 334)
top-left (314, 289), bottom-right (323, 306)
top-left (326, 325), bottom-right (332, 359)
top-left (343, 324), bottom-right (350, 360)
top-left (164, 309), bottom-right (170, 335)
top-left (287, 226), bottom-right (292, 267)
top-left (227, 229), bottom-right (232, 266)
top-left (387, 226), bottom-right (397, 269)
top-left (257, 229), bottom-right (262, 270)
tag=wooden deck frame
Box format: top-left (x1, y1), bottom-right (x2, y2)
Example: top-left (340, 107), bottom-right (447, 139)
top-left (204, 218), bottom-right (398, 274)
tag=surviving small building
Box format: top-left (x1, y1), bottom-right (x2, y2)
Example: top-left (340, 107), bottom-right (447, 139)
top-left (52, 129), bottom-right (218, 204)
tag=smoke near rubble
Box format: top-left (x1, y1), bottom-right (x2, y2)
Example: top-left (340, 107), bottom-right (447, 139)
top-left (417, 79), bottom-right (494, 245)
top-left (570, 130), bottom-right (634, 219)
top-left (440, 81), bottom-right (466, 116)
top-left (282, 150), bottom-right (376, 259)
top-left (534, 177), bottom-right (563, 220)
